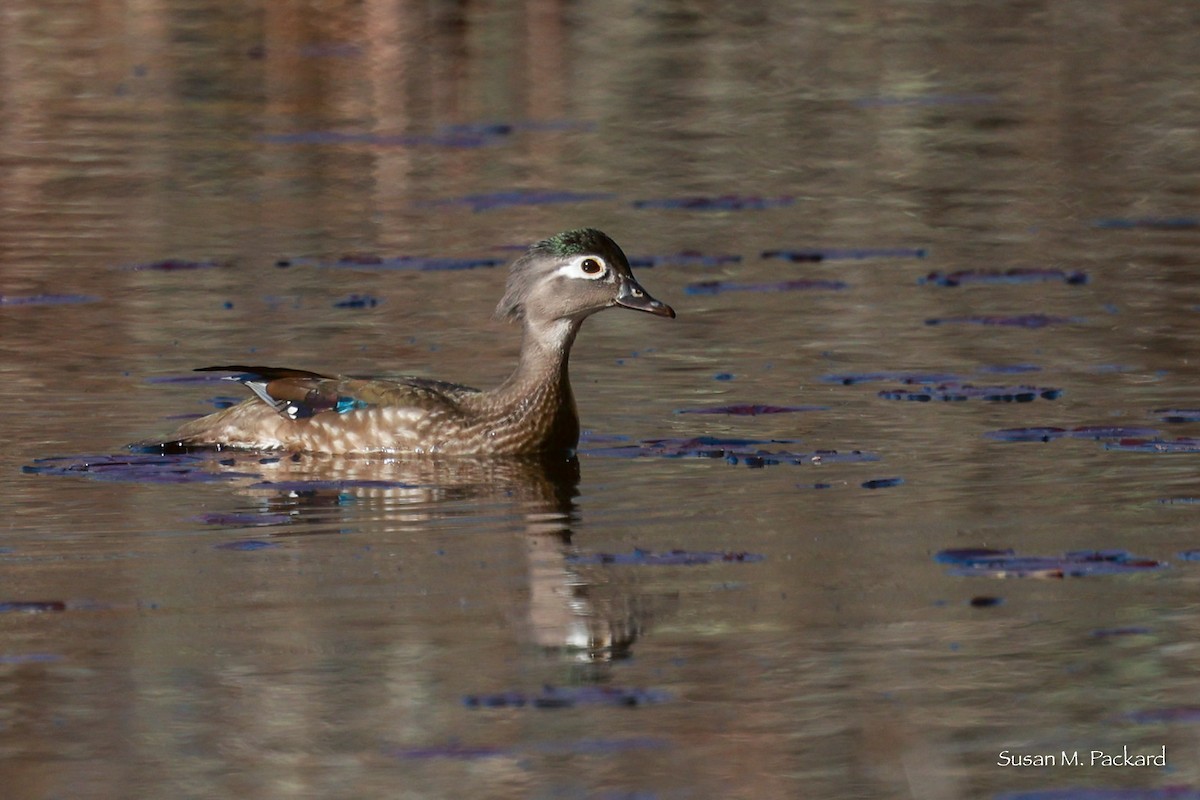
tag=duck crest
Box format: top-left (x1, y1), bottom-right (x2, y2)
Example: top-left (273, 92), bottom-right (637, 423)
top-left (151, 228), bottom-right (673, 456)
top-left (540, 228), bottom-right (614, 257)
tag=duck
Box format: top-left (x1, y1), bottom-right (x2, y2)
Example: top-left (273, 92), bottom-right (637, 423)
top-left (156, 228), bottom-right (675, 455)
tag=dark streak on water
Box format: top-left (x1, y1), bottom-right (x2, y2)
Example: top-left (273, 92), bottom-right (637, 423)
top-left (633, 195), bottom-right (793, 211)
top-left (676, 404), bottom-right (828, 416)
top-left (918, 268), bottom-right (1088, 287)
top-left (581, 438), bottom-right (880, 467)
top-left (0, 294), bottom-right (100, 307)
top-left (925, 314), bottom-right (1081, 328)
top-left (877, 384), bottom-right (1062, 402)
top-left (120, 259), bottom-right (228, 271)
top-left (935, 549), bottom-right (1166, 578)
top-left (0, 601), bottom-right (68, 613)
top-left (1092, 216), bottom-right (1200, 230)
top-left (422, 189), bottom-right (616, 212)
top-left (463, 686), bottom-right (671, 709)
top-left (761, 247), bottom-right (928, 261)
top-left (986, 426), bottom-right (1162, 442)
top-left (1106, 438), bottom-right (1200, 454)
top-left (565, 548), bottom-right (766, 566)
top-left (389, 736), bottom-right (669, 760)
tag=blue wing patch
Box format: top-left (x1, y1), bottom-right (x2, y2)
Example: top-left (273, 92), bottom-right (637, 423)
top-left (335, 397), bottom-right (370, 414)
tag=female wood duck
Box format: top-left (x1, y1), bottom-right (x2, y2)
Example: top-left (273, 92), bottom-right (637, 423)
top-left (158, 228), bottom-right (675, 455)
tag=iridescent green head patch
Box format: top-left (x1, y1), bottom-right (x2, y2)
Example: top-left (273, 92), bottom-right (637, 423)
top-left (537, 228), bottom-right (614, 258)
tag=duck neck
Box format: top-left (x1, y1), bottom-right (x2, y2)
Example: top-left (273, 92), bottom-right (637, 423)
top-left (487, 316), bottom-right (584, 451)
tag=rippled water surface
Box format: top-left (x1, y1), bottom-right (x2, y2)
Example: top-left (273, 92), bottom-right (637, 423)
top-left (4, 3), bottom-right (1200, 799)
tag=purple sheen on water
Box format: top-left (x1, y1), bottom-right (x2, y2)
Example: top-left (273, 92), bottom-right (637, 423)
top-left (918, 268), bottom-right (1088, 287)
top-left (935, 548), bottom-right (1017, 563)
top-left (676, 404), bottom-right (828, 415)
top-left (1092, 216), bottom-right (1200, 230)
top-left (0, 293), bottom-right (101, 307)
top-left (633, 195), bottom-right (794, 211)
top-left (421, 189), bottom-right (616, 212)
top-left (121, 259), bottom-right (227, 271)
top-left (935, 548), bottom-right (1165, 578)
top-left (565, 548), bottom-right (765, 566)
top-left (821, 371), bottom-right (964, 385)
top-left (581, 437), bottom-right (879, 466)
top-left (1067, 426), bottom-right (1162, 440)
top-left (0, 601), bottom-right (68, 613)
top-left (463, 685), bottom-right (671, 709)
top-left (878, 383), bottom-right (1061, 402)
top-left (434, 121), bottom-right (512, 137)
top-left (577, 432), bottom-right (631, 443)
top-left (311, 255), bottom-right (505, 271)
top-left (0, 653), bottom-right (64, 664)
top-left (978, 364), bottom-right (1042, 374)
top-left (1090, 627), bottom-right (1152, 637)
top-left (528, 736), bottom-right (671, 754)
top-left (23, 453), bottom-right (263, 484)
top-left (390, 735), bottom-right (666, 760)
top-left (1105, 438), bottom-right (1200, 453)
top-left (925, 314), bottom-right (1080, 328)
top-left (761, 247), bottom-right (927, 261)
top-left (988, 426), bottom-right (1162, 442)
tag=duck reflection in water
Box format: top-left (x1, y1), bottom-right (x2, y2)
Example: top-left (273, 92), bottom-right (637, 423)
top-left (193, 449), bottom-right (670, 664)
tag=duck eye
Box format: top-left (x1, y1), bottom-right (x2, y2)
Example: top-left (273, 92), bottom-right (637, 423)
top-left (581, 258), bottom-right (603, 275)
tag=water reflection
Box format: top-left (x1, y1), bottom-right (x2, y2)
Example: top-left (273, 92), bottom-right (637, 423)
top-left (192, 450), bottom-right (663, 663)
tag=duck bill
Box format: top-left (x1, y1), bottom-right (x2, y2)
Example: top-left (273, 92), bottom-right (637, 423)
top-left (615, 279), bottom-right (676, 318)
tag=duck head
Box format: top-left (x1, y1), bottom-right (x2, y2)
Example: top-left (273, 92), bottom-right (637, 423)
top-left (496, 228), bottom-right (676, 325)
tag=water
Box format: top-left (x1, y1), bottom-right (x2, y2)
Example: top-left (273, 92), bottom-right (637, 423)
top-left (3, 2), bottom-right (1200, 798)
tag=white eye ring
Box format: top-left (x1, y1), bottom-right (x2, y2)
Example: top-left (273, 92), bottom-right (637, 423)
top-left (556, 255), bottom-right (609, 281)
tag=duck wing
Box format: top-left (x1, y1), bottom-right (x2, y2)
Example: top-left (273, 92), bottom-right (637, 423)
top-left (195, 365), bottom-right (478, 420)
